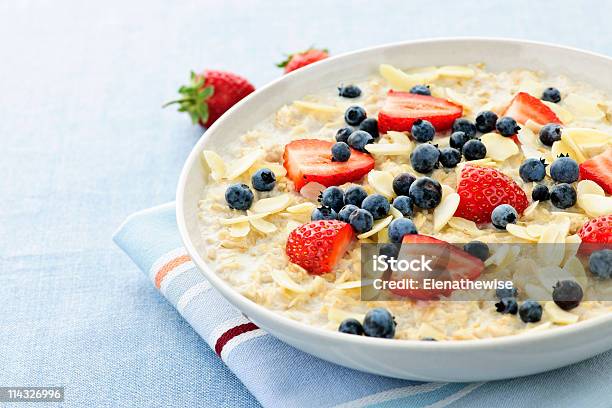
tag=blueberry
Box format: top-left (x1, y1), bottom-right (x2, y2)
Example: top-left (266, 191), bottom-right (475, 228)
top-left (538, 123), bottom-right (562, 146)
top-left (338, 204), bottom-right (359, 223)
top-left (344, 186), bottom-right (368, 207)
top-left (496, 286), bottom-right (518, 300)
top-left (331, 142), bottom-right (351, 162)
top-left (409, 84), bottom-right (431, 96)
top-left (550, 183), bottom-right (577, 209)
top-left (589, 249), bottom-right (612, 279)
top-left (452, 118), bottom-right (477, 138)
top-left (344, 105), bottom-right (367, 126)
top-left (411, 119), bottom-right (435, 143)
top-left (519, 158), bottom-right (547, 182)
top-left (410, 143), bottom-right (440, 173)
top-left (338, 85), bottom-right (362, 98)
top-left (409, 177), bottom-right (442, 209)
top-left (550, 156), bottom-right (579, 183)
top-left (519, 301), bottom-right (543, 323)
top-left (348, 208), bottom-right (374, 233)
top-left (320, 186), bottom-right (344, 212)
top-left (531, 184), bottom-right (550, 201)
top-left (495, 297), bottom-right (518, 314)
top-left (541, 87), bottom-right (561, 103)
top-left (475, 110), bottom-right (499, 133)
top-left (379, 243), bottom-right (400, 259)
top-left (359, 118), bottom-right (379, 140)
top-left (225, 183), bottom-right (254, 210)
top-left (496, 116), bottom-right (520, 137)
top-left (388, 218), bottom-right (418, 243)
top-left (439, 147), bottom-right (462, 168)
top-left (251, 168), bottom-right (276, 191)
top-left (363, 308), bottom-right (396, 339)
top-left (491, 204), bottom-right (518, 230)
top-left (336, 127), bottom-right (353, 143)
top-left (392, 173), bottom-right (416, 196)
top-left (347, 130), bottom-right (373, 152)
top-left (392, 195), bottom-right (414, 217)
top-left (462, 139), bottom-right (487, 161)
top-left (338, 318), bottom-right (364, 335)
top-left (552, 280), bottom-right (583, 311)
top-left (449, 131), bottom-right (470, 150)
top-left (464, 241), bottom-right (490, 262)
top-left (361, 194), bottom-right (390, 220)
top-left (311, 206), bottom-right (337, 221)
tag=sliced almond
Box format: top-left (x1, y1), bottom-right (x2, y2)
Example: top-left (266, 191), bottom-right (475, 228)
top-left (544, 301), bottom-right (579, 325)
top-left (563, 127), bottom-right (611, 146)
top-left (220, 212), bottom-right (271, 225)
top-left (228, 222), bottom-right (250, 238)
top-left (336, 280), bottom-right (372, 290)
top-left (365, 143), bottom-right (412, 155)
top-left (251, 194), bottom-right (292, 214)
top-left (286, 202), bottom-right (317, 214)
top-left (357, 215), bottom-right (393, 239)
top-left (578, 194), bottom-right (612, 217)
top-left (387, 131), bottom-right (411, 145)
top-left (535, 266), bottom-right (573, 292)
top-left (577, 179), bottom-right (605, 197)
top-left (563, 94), bottom-right (605, 120)
top-left (526, 224), bottom-right (546, 238)
top-left (433, 192), bottom-right (460, 232)
top-left (445, 88), bottom-right (473, 111)
top-left (202, 150), bottom-right (227, 181)
top-left (246, 210), bottom-right (277, 234)
top-left (367, 170), bottom-right (395, 198)
top-left (560, 132), bottom-right (587, 163)
top-left (265, 163), bottom-right (287, 178)
top-left (379, 64), bottom-right (439, 91)
top-left (506, 224), bottom-right (539, 242)
top-left (437, 65), bottom-right (475, 79)
top-left (225, 150), bottom-right (264, 180)
top-left (542, 101), bottom-right (574, 124)
top-left (389, 205), bottom-right (404, 219)
top-left (524, 119), bottom-right (544, 133)
top-left (377, 228), bottom-right (390, 243)
top-left (551, 139), bottom-right (580, 162)
top-left (523, 201), bottom-right (539, 219)
top-left (481, 132), bottom-right (519, 161)
top-left (271, 269), bottom-right (307, 293)
top-left (563, 256), bottom-right (588, 287)
top-left (524, 283), bottom-right (551, 300)
top-left (327, 307), bottom-right (366, 324)
top-left (292, 101), bottom-right (341, 116)
top-left (518, 76), bottom-right (543, 98)
top-left (417, 322), bottom-right (445, 340)
top-left (448, 217), bottom-right (483, 236)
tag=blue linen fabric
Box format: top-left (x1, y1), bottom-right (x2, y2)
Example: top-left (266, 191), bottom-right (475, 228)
top-left (2, 0), bottom-right (612, 407)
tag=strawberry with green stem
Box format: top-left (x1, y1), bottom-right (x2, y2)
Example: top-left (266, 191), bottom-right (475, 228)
top-left (277, 48), bottom-right (329, 74)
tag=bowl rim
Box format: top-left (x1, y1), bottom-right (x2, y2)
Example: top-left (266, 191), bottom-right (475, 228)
top-left (176, 36), bottom-right (612, 351)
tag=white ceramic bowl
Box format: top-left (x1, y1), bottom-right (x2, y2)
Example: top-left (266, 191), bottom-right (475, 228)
top-left (177, 38), bottom-right (612, 382)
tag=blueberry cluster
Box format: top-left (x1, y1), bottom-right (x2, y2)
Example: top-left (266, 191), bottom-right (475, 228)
top-left (224, 167), bottom-right (280, 210)
top-left (338, 308), bottom-right (396, 339)
top-left (494, 287), bottom-right (545, 323)
top-left (336, 105), bottom-right (379, 153)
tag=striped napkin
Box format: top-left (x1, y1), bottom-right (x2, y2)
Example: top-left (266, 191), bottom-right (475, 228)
top-left (113, 203), bottom-right (612, 408)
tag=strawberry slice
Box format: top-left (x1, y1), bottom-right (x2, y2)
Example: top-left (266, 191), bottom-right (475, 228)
top-left (579, 147), bottom-right (612, 194)
top-left (283, 139), bottom-right (375, 191)
top-left (388, 235), bottom-right (484, 300)
top-left (285, 220), bottom-right (354, 275)
top-left (455, 165), bottom-right (529, 224)
top-left (502, 92), bottom-right (562, 125)
top-left (378, 91), bottom-right (463, 134)
top-left (578, 215), bottom-right (612, 244)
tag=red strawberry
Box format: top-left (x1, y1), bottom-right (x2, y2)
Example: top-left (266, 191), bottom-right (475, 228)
top-left (388, 234), bottom-right (484, 300)
top-left (163, 70), bottom-right (255, 128)
top-left (286, 220), bottom-right (354, 275)
top-left (283, 139), bottom-right (375, 191)
top-left (502, 92), bottom-right (562, 125)
top-left (455, 165), bottom-right (529, 224)
top-left (378, 91), bottom-right (463, 134)
top-left (277, 48), bottom-right (329, 74)
top-left (579, 147), bottom-right (612, 194)
top-left (578, 215), bottom-right (612, 244)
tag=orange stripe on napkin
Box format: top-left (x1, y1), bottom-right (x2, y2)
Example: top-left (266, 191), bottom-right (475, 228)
top-left (154, 255), bottom-right (191, 288)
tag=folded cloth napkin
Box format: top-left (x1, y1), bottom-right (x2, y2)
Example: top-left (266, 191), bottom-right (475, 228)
top-left (114, 203), bottom-right (612, 408)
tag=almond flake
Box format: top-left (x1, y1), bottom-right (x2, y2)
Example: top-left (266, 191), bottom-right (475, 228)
top-left (386, 131), bottom-right (411, 145)
top-left (542, 101), bottom-right (574, 123)
top-left (563, 127), bottom-right (611, 145)
top-left (292, 101), bottom-right (341, 116)
top-left (577, 179), bottom-right (605, 197)
top-left (551, 139), bottom-right (581, 162)
top-left (271, 269), bottom-right (307, 293)
top-left (544, 302), bottom-right (579, 325)
top-left (367, 170), bottom-right (395, 198)
top-left (524, 283), bottom-right (551, 300)
top-left (445, 88), bottom-right (473, 111)
top-left (377, 228), bottom-right (390, 243)
top-left (526, 224), bottom-right (545, 238)
top-left (327, 308), bottom-right (366, 324)
top-left (220, 212), bottom-right (271, 225)
top-left (336, 280), bottom-right (372, 290)
top-left (448, 217), bottom-right (483, 236)
top-left (251, 194), bottom-right (292, 214)
top-left (389, 205), bottom-right (404, 219)
top-left (286, 202), bottom-right (317, 214)
top-left (506, 224), bottom-right (538, 241)
top-left (228, 222), bottom-right (250, 238)
top-left (481, 132), bottom-right (519, 161)
top-left (225, 150), bottom-right (264, 180)
top-left (523, 201), bottom-right (539, 219)
top-left (578, 194), bottom-right (612, 217)
top-left (524, 119), bottom-right (544, 133)
top-left (365, 143), bottom-right (412, 155)
top-left (433, 192), bottom-right (460, 232)
top-left (563, 256), bottom-right (588, 287)
top-left (202, 150), bottom-right (227, 181)
top-left (379, 64), bottom-right (439, 91)
top-left (437, 65), bottom-right (475, 79)
top-left (357, 215), bottom-right (393, 239)
top-left (563, 94), bottom-right (605, 120)
top-left (417, 323), bottom-right (445, 340)
top-left (246, 210), bottom-right (277, 234)
top-left (265, 163), bottom-right (287, 178)
top-left (561, 133), bottom-right (587, 163)
top-left (535, 266), bottom-right (573, 292)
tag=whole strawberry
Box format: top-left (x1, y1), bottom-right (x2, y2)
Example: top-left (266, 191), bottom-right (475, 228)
top-left (277, 48), bottom-right (329, 74)
top-left (164, 70), bottom-right (255, 128)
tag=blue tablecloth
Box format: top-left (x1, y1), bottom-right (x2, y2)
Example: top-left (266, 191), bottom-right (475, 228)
top-left (1, 1), bottom-right (611, 406)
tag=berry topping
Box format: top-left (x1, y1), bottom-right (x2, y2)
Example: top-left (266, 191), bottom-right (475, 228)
top-left (359, 118), bottom-right (380, 140)
top-left (462, 139), bottom-right (487, 161)
top-left (578, 215), bottom-right (612, 245)
top-left (439, 147), bottom-right (462, 168)
top-left (550, 183), bottom-right (577, 209)
top-left (331, 142), bottom-right (351, 162)
top-left (338, 85), bottom-right (362, 98)
top-left (225, 183), bottom-right (254, 210)
top-left (378, 91), bottom-right (463, 134)
top-left (475, 110), bottom-right (499, 133)
top-left (589, 250), bottom-right (612, 279)
top-left (579, 147), bottom-right (612, 194)
top-left (411, 119), bottom-right (436, 142)
top-left (344, 185), bottom-right (368, 207)
top-left (519, 301), bottom-right (543, 323)
top-left (345, 105), bottom-right (367, 126)
top-left (347, 130), bottom-right (374, 152)
top-left (464, 241), bottom-right (490, 262)
top-left (501, 92), bottom-right (562, 125)
top-left (361, 194), bottom-right (390, 220)
top-left (277, 48), bottom-right (329, 73)
top-left (491, 204), bottom-right (518, 230)
top-left (251, 168), bottom-right (276, 192)
top-left (335, 127), bottom-right (353, 143)
top-left (320, 186), bottom-right (345, 212)
top-left (552, 280), bottom-right (583, 310)
top-left (538, 123), bottom-right (562, 146)
top-left (392, 173), bottom-right (416, 196)
top-left (496, 286), bottom-right (518, 300)
top-left (449, 131), bottom-right (470, 150)
top-left (409, 177), bottom-right (442, 209)
top-left (519, 158), bottom-right (547, 182)
top-left (496, 116), bottom-right (521, 137)
top-left (409, 84), bottom-right (431, 96)
top-left (495, 297), bottom-right (518, 314)
top-left (392, 195), bottom-right (414, 217)
top-left (363, 308), bottom-right (396, 339)
top-left (532, 184), bottom-right (550, 201)
top-left (550, 155), bottom-right (579, 183)
top-left (338, 204), bottom-right (359, 223)
top-left (410, 143), bottom-right (440, 173)
top-left (455, 166), bottom-right (529, 224)
top-left (285, 219), bottom-right (354, 275)
top-left (283, 139), bottom-right (375, 191)
top-left (541, 87), bottom-right (561, 103)
top-left (452, 118), bottom-right (477, 138)
top-left (311, 206), bottom-right (337, 221)
top-left (349, 208), bottom-right (374, 233)
top-left (338, 318), bottom-right (364, 335)
top-left (388, 218), bottom-right (418, 243)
